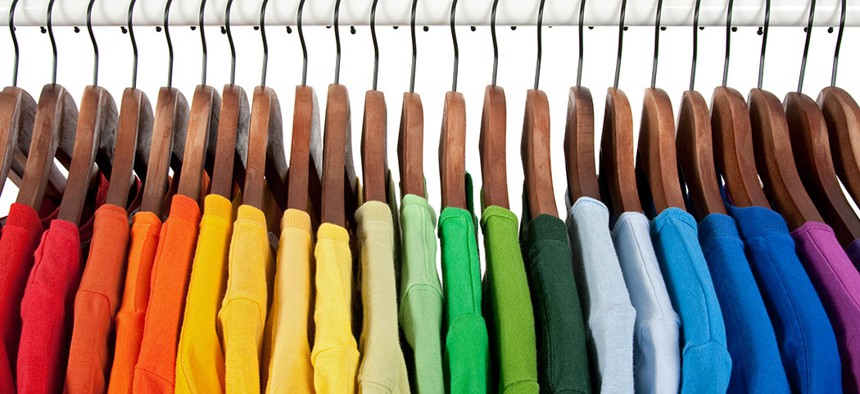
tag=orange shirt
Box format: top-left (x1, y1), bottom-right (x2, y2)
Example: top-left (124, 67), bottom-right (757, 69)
top-left (133, 195), bottom-right (201, 392)
top-left (107, 211), bottom-right (162, 394)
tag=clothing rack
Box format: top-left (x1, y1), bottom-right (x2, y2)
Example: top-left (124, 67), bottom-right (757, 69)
top-left (1, 0), bottom-right (857, 27)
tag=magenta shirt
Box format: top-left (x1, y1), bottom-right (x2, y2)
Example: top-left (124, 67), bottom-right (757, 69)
top-left (792, 221), bottom-right (860, 392)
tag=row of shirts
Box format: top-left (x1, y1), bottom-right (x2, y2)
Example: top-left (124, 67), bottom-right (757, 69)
top-left (0, 171), bottom-right (859, 393)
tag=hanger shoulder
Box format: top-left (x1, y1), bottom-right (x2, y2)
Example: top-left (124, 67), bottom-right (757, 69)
top-left (522, 89), bottom-right (557, 219)
top-left (676, 90), bottom-right (726, 220)
top-left (0, 86), bottom-right (36, 198)
top-left (210, 84), bottom-right (249, 200)
top-left (398, 92), bottom-right (425, 198)
top-left (599, 88), bottom-right (641, 218)
top-left (565, 86), bottom-right (600, 202)
top-left (177, 85), bottom-right (220, 203)
top-left (57, 86), bottom-right (117, 225)
top-left (245, 86), bottom-right (288, 210)
top-left (17, 84), bottom-right (78, 210)
top-left (748, 88), bottom-right (822, 229)
top-left (105, 88), bottom-right (152, 208)
top-left (361, 90), bottom-right (388, 204)
top-left (479, 85), bottom-right (509, 209)
top-left (439, 91), bottom-right (467, 210)
top-left (785, 91), bottom-right (860, 244)
top-left (321, 84), bottom-right (356, 227)
top-left (710, 86), bottom-right (770, 208)
top-left (140, 87), bottom-right (188, 216)
top-left (637, 88), bottom-right (685, 215)
top-left (819, 86), bottom-right (860, 208)
top-left (286, 85), bottom-right (322, 217)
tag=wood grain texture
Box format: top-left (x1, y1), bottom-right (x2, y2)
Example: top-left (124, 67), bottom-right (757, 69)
top-left (522, 89), bottom-right (557, 219)
top-left (140, 87), bottom-right (188, 216)
top-left (398, 92), bottom-right (424, 198)
top-left (0, 86), bottom-right (36, 199)
top-left (286, 85), bottom-right (322, 220)
top-left (244, 86), bottom-right (288, 210)
top-left (210, 84), bottom-right (249, 199)
top-left (479, 85), bottom-right (509, 209)
top-left (636, 88), bottom-right (685, 215)
top-left (599, 88), bottom-right (642, 219)
top-left (106, 88), bottom-right (152, 208)
top-left (361, 90), bottom-right (388, 204)
top-left (321, 84), bottom-right (357, 227)
top-left (819, 86), bottom-right (860, 209)
top-left (439, 91), bottom-right (467, 210)
top-left (565, 86), bottom-right (600, 202)
top-left (177, 85), bottom-right (220, 203)
top-left (676, 90), bottom-right (726, 220)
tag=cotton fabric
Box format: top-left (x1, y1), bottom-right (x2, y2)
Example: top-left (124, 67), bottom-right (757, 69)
top-left (650, 208), bottom-right (731, 394)
top-left (698, 213), bottom-right (790, 394)
top-left (133, 195), bottom-right (201, 392)
top-left (480, 205), bottom-right (539, 394)
top-left (398, 194), bottom-right (444, 393)
top-left (355, 201), bottom-right (410, 393)
top-left (264, 209), bottom-right (315, 393)
top-left (847, 239), bottom-right (860, 269)
top-left (612, 212), bottom-right (680, 394)
top-left (792, 221), bottom-right (860, 392)
top-left (311, 223), bottom-right (359, 393)
top-left (175, 195), bottom-right (234, 393)
top-left (108, 211), bottom-right (162, 394)
top-left (727, 205), bottom-right (840, 393)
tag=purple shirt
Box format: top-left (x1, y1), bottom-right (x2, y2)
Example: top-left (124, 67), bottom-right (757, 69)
top-left (791, 221), bottom-right (860, 392)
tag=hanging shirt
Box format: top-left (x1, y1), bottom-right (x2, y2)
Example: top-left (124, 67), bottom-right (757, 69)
top-left (265, 208), bottom-right (315, 393)
top-left (726, 205), bottom-right (840, 393)
top-left (107, 211), bottom-right (162, 394)
top-left (612, 211), bottom-right (680, 394)
top-left (520, 195), bottom-right (591, 394)
top-left (697, 213), bottom-right (790, 394)
top-left (846, 240), bottom-right (860, 270)
top-left (480, 204), bottom-right (539, 393)
top-left (398, 194), bottom-right (444, 393)
top-left (566, 197), bottom-right (636, 393)
top-left (175, 194), bottom-right (235, 394)
top-left (311, 223), bottom-right (359, 393)
top-left (354, 200), bottom-right (410, 393)
top-left (650, 207), bottom-right (731, 394)
top-left (133, 194), bottom-right (201, 393)
top-left (791, 221), bottom-right (860, 392)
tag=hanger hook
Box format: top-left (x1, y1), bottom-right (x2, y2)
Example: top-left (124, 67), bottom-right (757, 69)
top-left (371, 0), bottom-right (380, 90)
top-left (298, 0), bottom-right (308, 86)
top-left (128, 0), bottom-right (139, 89)
top-left (451, 0), bottom-right (459, 92)
top-left (164, 0), bottom-right (175, 88)
top-left (490, 0), bottom-right (499, 86)
top-left (87, 0), bottom-right (98, 86)
top-left (797, 0), bottom-right (816, 93)
top-left (334, 0), bottom-right (342, 84)
top-left (9, 0), bottom-right (19, 87)
top-left (576, 0), bottom-right (586, 87)
top-left (409, 0), bottom-right (418, 93)
top-left (534, 0), bottom-right (546, 90)
top-left (757, 0), bottom-right (771, 89)
top-left (831, 0), bottom-right (845, 86)
top-left (47, 0), bottom-right (58, 85)
top-left (199, 0), bottom-right (208, 85)
top-left (650, 0), bottom-right (664, 89)
top-left (721, 0), bottom-right (734, 87)
top-left (226, 0), bottom-right (236, 85)
top-left (689, 0), bottom-right (701, 91)
top-left (613, 0), bottom-right (627, 89)
top-left (260, 0), bottom-right (269, 86)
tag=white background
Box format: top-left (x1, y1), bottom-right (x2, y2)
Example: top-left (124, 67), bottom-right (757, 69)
top-left (0, 4), bottom-right (858, 238)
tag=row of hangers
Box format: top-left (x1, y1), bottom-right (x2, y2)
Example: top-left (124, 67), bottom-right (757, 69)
top-left (0, 0), bottom-right (858, 245)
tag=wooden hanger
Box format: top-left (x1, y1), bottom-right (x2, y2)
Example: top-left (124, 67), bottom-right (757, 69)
top-left (522, 89), bottom-right (557, 219)
top-left (479, 85), bottom-right (508, 209)
top-left (0, 87), bottom-right (36, 198)
top-left (785, 91), bottom-right (860, 245)
top-left (748, 88), bottom-right (822, 229)
top-left (104, 88), bottom-right (152, 209)
top-left (176, 85), bottom-right (219, 203)
top-left (398, 93), bottom-right (424, 198)
top-left (140, 87), bottom-right (188, 215)
top-left (676, 90), bottom-right (726, 220)
top-left (599, 88), bottom-right (642, 219)
top-left (819, 87), bottom-right (860, 207)
top-left (286, 85), bottom-right (322, 217)
top-left (439, 92), bottom-right (467, 210)
top-left (565, 87), bottom-right (599, 202)
top-left (321, 83), bottom-right (357, 227)
top-left (244, 86), bottom-right (288, 210)
top-left (636, 88), bottom-right (685, 214)
top-left (361, 90), bottom-right (387, 204)
top-left (209, 84), bottom-right (248, 200)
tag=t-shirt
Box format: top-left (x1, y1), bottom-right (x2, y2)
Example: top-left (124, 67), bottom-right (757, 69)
top-left (480, 205), bottom-right (539, 394)
top-left (108, 211), bottom-right (162, 394)
top-left (650, 207), bottom-right (731, 394)
top-left (566, 197), bottom-right (636, 393)
top-left (175, 195), bottom-right (235, 393)
top-left (133, 195), bottom-right (201, 392)
top-left (791, 221), bottom-right (860, 392)
top-left (520, 201), bottom-right (591, 394)
top-left (354, 201), bottom-right (410, 393)
top-left (612, 212), bottom-right (680, 394)
top-left (438, 206), bottom-right (489, 393)
top-left (311, 223), bottom-right (359, 393)
top-left (66, 204), bottom-right (132, 394)
top-left (398, 194), bottom-right (444, 393)
top-left (846, 239), bottom-right (860, 270)
top-left (726, 205), bottom-right (841, 393)
top-left (0, 203), bottom-right (44, 393)
top-left (219, 205), bottom-right (273, 392)
top-left (697, 213), bottom-right (790, 394)
top-left (264, 209), bottom-right (315, 393)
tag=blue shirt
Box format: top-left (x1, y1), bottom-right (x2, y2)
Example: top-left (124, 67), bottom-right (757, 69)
top-left (650, 208), bottom-right (731, 394)
top-left (698, 213), bottom-right (790, 394)
top-left (727, 205), bottom-right (842, 393)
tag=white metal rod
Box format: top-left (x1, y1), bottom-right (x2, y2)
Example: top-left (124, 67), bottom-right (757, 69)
top-left (1, 0), bottom-right (857, 27)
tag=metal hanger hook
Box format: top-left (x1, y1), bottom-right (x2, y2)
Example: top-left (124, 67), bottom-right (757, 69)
top-left (128, 0), bottom-right (139, 89)
top-left (47, 0), bottom-right (58, 85)
top-left (450, 0), bottom-right (459, 92)
top-left (722, 0), bottom-right (734, 87)
top-left (164, 0), bottom-right (175, 88)
top-left (9, 0), bottom-right (20, 87)
top-left (650, 0), bottom-right (664, 89)
top-left (576, 0), bottom-right (586, 87)
top-left (334, 0), bottom-right (343, 84)
top-left (613, 0), bottom-right (627, 89)
top-left (490, 0), bottom-right (499, 86)
top-left (797, 0), bottom-right (816, 93)
top-left (198, 0), bottom-right (208, 86)
top-left (87, 0), bottom-right (99, 86)
top-left (534, 0), bottom-right (546, 90)
top-left (757, 0), bottom-right (771, 89)
top-left (226, 0), bottom-right (236, 85)
top-left (259, 0), bottom-right (269, 86)
top-left (689, 0), bottom-right (701, 91)
top-left (298, 0), bottom-right (308, 86)
top-left (409, 0), bottom-right (418, 93)
top-left (371, 0), bottom-right (380, 90)
top-left (830, 0), bottom-right (846, 86)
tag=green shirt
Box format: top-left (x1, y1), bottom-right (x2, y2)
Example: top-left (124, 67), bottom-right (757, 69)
top-left (399, 194), bottom-right (444, 393)
top-left (481, 205), bottom-right (540, 393)
top-left (520, 198), bottom-right (592, 394)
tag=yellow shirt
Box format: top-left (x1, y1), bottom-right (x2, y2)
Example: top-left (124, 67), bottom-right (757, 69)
top-left (311, 223), bottom-right (359, 394)
top-left (175, 195), bottom-right (235, 394)
top-left (264, 209), bottom-right (315, 393)
top-left (219, 205), bottom-right (274, 392)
